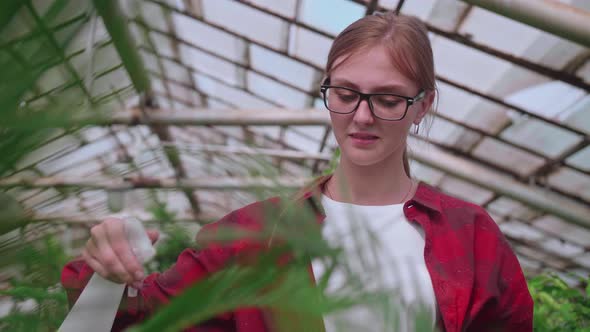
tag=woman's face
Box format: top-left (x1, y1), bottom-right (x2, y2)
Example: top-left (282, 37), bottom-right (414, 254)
top-left (327, 45), bottom-right (432, 168)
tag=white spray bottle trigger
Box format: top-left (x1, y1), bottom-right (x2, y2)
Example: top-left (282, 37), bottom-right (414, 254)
top-left (124, 217), bottom-right (155, 263)
top-left (123, 218), bottom-right (155, 297)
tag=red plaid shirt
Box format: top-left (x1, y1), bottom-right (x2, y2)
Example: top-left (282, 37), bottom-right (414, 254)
top-left (61, 176), bottom-right (533, 331)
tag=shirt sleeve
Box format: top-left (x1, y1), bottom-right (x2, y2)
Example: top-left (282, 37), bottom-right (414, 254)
top-left (466, 209), bottom-right (534, 332)
top-left (60, 200), bottom-right (270, 331)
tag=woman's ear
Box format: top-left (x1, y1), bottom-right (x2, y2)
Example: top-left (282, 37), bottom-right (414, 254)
top-left (413, 90), bottom-right (435, 125)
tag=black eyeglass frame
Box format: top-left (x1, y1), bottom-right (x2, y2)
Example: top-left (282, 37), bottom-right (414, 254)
top-left (320, 85), bottom-right (426, 121)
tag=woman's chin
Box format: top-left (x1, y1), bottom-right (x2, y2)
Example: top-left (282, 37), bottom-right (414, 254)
top-left (343, 149), bottom-right (387, 167)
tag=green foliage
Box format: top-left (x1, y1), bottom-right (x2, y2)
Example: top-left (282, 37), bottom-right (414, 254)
top-left (128, 195), bottom-right (426, 332)
top-left (1, 1), bottom-right (589, 332)
top-left (529, 273), bottom-right (590, 331)
top-left (323, 147), bottom-right (340, 175)
top-left (0, 236), bottom-right (71, 331)
top-left (146, 202), bottom-right (194, 272)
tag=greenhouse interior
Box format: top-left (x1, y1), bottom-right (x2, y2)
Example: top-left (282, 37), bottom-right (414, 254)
top-left (0, 0), bottom-right (589, 331)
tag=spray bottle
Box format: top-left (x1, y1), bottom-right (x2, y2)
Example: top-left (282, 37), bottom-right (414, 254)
top-left (59, 217), bottom-right (155, 332)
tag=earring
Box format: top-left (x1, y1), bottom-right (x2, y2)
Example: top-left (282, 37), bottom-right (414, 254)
top-left (413, 124), bottom-right (420, 135)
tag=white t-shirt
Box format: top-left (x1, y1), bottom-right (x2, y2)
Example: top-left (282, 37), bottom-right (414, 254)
top-left (312, 194), bottom-right (437, 332)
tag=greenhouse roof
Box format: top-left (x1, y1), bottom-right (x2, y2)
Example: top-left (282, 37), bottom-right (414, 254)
top-left (1, 0), bottom-right (589, 283)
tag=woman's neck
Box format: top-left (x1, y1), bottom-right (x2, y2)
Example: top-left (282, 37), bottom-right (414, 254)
top-left (328, 155), bottom-right (415, 206)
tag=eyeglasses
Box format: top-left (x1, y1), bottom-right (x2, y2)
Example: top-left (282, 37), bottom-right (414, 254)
top-left (320, 85), bottom-right (425, 121)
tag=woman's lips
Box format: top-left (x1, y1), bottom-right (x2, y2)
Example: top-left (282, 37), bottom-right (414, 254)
top-left (349, 133), bottom-right (379, 147)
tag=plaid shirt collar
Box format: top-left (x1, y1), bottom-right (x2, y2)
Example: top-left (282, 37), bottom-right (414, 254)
top-left (294, 174), bottom-right (443, 218)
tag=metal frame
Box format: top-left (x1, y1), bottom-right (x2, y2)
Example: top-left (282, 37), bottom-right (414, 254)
top-left (2, 0), bottom-right (589, 277)
top-left (461, 0), bottom-right (590, 48)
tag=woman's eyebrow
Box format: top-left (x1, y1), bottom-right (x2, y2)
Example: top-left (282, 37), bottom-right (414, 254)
top-left (331, 79), bottom-right (410, 94)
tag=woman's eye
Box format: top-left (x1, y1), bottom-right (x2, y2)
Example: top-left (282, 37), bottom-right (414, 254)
top-left (375, 96), bottom-right (402, 108)
top-left (335, 92), bottom-right (357, 103)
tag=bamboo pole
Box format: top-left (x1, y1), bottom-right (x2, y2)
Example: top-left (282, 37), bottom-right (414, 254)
top-left (461, 0), bottom-right (590, 47)
top-left (0, 176), bottom-right (306, 190)
top-left (159, 143), bottom-right (332, 161)
top-left (2, 160), bottom-right (590, 229)
top-left (97, 108), bottom-right (332, 127)
top-left (407, 137), bottom-right (590, 229)
top-left (30, 215), bottom-right (217, 225)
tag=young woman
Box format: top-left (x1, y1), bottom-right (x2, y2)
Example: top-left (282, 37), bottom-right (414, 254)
top-left (62, 12), bottom-right (533, 332)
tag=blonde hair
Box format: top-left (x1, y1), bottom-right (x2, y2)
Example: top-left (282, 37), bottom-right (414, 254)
top-left (325, 12), bottom-right (437, 177)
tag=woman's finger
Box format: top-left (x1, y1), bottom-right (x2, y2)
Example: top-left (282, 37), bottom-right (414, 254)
top-left (82, 248), bottom-right (110, 280)
top-left (91, 224), bottom-right (133, 283)
top-left (146, 229), bottom-right (160, 245)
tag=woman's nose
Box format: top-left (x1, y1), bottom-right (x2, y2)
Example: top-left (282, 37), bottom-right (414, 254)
top-left (353, 99), bottom-right (375, 125)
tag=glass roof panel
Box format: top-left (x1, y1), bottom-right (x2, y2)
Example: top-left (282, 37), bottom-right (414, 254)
top-left (378, 0), bottom-right (400, 10)
top-left (172, 12), bottom-right (247, 64)
top-left (245, 0), bottom-right (297, 18)
top-left (139, 1), bottom-right (169, 33)
top-left (579, 60), bottom-right (590, 83)
top-left (150, 76), bottom-right (168, 95)
top-left (53, 158), bottom-right (103, 178)
top-left (246, 71), bottom-right (311, 108)
top-left (140, 49), bottom-right (161, 73)
top-left (507, 81), bottom-right (586, 120)
top-left (149, 31), bottom-right (175, 58)
top-left (567, 146), bottom-right (590, 172)
top-left (432, 36), bottom-right (513, 94)
top-left (438, 177), bottom-right (494, 205)
top-left (249, 126), bottom-right (282, 141)
top-left (36, 64), bottom-right (72, 95)
top-left (288, 26), bottom-right (332, 69)
top-left (166, 81), bottom-right (200, 106)
top-left (313, 97), bottom-right (324, 109)
top-left (563, 95), bottom-right (590, 135)
top-left (423, 117), bottom-right (481, 152)
top-left (49, 0), bottom-right (92, 27)
top-left (15, 135), bottom-right (79, 170)
top-left (500, 220), bottom-right (545, 242)
top-left (534, 215), bottom-right (590, 248)
top-left (428, 0), bottom-right (468, 31)
top-left (547, 167), bottom-right (590, 202)
top-left (517, 254), bottom-right (542, 272)
top-left (161, 58), bottom-right (192, 84)
top-left (64, 19), bottom-right (109, 56)
top-left (574, 253), bottom-right (590, 270)
top-left (195, 74), bottom-right (275, 109)
top-left (170, 98), bottom-right (191, 109)
top-left (3, 0), bottom-right (589, 279)
top-left (540, 237), bottom-right (584, 258)
top-left (249, 44), bottom-right (319, 92)
top-left (410, 161), bottom-right (445, 186)
top-left (437, 81), bottom-right (510, 134)
top-left (179, 43), bottom-right (240, 86)
top-left (532, 36), bottom-right (587, 70)
top-left (206, 98), bottom-right (232, 110)
top-left (201, 0), bottom-right (288, 50)
top-left (486, 197), bottom-right (540, 221)
top-left (70, 45), bottom-right (123, 77)
top-left (299, 0), bottom-right (365, 36)
top-left (284, 128), bottom-right (321, 153)
top-left (491, 66), bottom-right (550, 98)
top-left (21, 188), bottom-right (62, 210)
top-left (500, 118), bottom-right (583, 158)
top-left (472, 137), bottom-right (545, 177)
top-left (90, 68), bottom-right (132, 99)
top-left (398, 0), bottom-right (437, 20)
top-left (460, 8), bottom-right (544, 60)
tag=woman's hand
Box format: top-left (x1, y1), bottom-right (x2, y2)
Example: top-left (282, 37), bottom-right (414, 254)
top-left (82, 218), bottom-right (159, 288)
